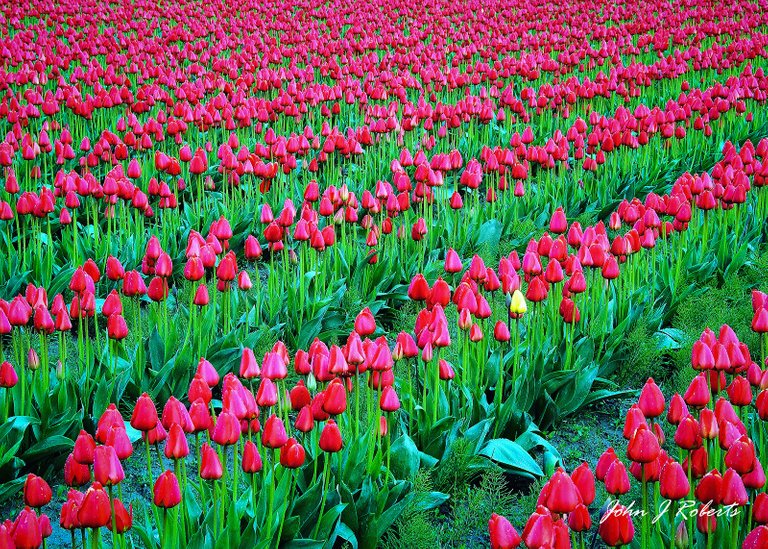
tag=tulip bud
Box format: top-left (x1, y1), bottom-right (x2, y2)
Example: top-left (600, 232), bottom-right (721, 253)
top-left (153, 471), bottom-right (181, 508)
top-left (489, 513), bottom-right (521, 549)
top-left (23, 474), bottom-right (52, 508)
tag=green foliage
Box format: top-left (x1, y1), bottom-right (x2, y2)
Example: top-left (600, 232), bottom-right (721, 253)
top-left (432, 437), bottom-right (486, 499)
top-left (381, 471), bottom-right (440, 549)
top-left (615, 318), bottom-right (668, 387)
top-left (436, 466), bottom-right (516, 548)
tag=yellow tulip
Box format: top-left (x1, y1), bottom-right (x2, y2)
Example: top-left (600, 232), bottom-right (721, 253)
top-left (509, 289), bottom-right (528, 315)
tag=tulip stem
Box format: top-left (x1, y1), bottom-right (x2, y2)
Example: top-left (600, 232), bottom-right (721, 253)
top-left (432, 350), bottom-right (440, 424)
top-left (668, 501), bottom-right (677, 549)
top-left (233, 444), bottom-right (239, 502)
top-left (642, 472), bottom-right (648, 548)
top-left (145, 438), bottom-right (153, 486)
top-left (266, 450), bottom-right (277, 539)
top-left (312, 455), bottom-right (331, 540)
top-left (730, 512), bottom-right (740, 549)
top-left (355, 372), bottom-right (360, 439)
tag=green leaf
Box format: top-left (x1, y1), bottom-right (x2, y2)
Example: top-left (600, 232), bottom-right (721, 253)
top-left (389, 434), bottom-right (419, 479)
top-left (479, 439), bottom-right (543, 478)
top-left (409, 491), bottom-right (449, 513)
top-left (475, 219), bottom-right (502, 252)
top-left (22, 435), bottom-right (73, 462)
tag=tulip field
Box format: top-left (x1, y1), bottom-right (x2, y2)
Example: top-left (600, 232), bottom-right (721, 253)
top-left (4, 0), bottom-right (768, 547)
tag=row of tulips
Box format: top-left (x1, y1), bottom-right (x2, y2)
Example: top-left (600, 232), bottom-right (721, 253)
top-left (1, 67), bottom-right (765, 288)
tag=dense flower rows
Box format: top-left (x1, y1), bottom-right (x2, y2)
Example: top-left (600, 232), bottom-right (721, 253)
top-left (1, 0), bottom-right (768, 547)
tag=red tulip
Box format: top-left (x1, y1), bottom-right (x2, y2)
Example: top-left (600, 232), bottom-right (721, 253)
top-left (64, 453), bottom-right (91, 487)
top-left (659, 461), bottom-right (689, 500)
top-left (570, 463), bottom-right (595, 505)
top-left (242, 440), bottom-right (263, 474)
top-left (322, 379), bottom-right (347, 415)
top-left (744, 526), bottom-right (768, 549)
top-left (153, 471), bottom-right (181, 508)
top-left (380, 386), bottom-right (401, 412)
top-left (262, 414), bottom-right (288, 449)
top-left (279, 438), bottom-right (306, 468)
top-left (164, 424), bottom-right (190, 460)
top-left (604, 460), bottom-right (631, 496)
top-left (354, 308), bottom-right (376, 336)
top-left (319, 419), bottom-right (343, 453)
top-left (626, 424), bottom-right (660, 463)
top-left (94, 445), bottom-right (125, 486)
top-left (130, 393), bottom-right (159, 432)
top-left (721, 468), bottom-right (749, 507)
top-left (211, 411), bottom-right (240, 446)
top-left (488, 513), bottom-right (521, 549)
top-left (521, 506), bottom-right (554, 548)
top-left (638, 378), bottom-right (665, 418)
top-left (567, 504), bottom-right (591, 532)
top-left (78, 483), bottom-right (112, 528)
top-left (598, 504), bottom-right (635, 547)
top-left (0, 361), bottom-right (17, 388)
top-left (12, 507), bottom-right (42, 549)
top-left (199, 443), bottom-right (223, 480)
top-left (543, 468), bottom-right (581, 514)
top-left (23, 474), bottom-right (51, 509)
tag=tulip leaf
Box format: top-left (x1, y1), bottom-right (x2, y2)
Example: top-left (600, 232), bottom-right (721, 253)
top-left (315, 503), bottom-right (346, 542)
top-left (474, 219), bottom-right (502, 252)
top-left (652, 328), bottom-right (686, 352)
top-left (0, 478), bottom-right (25, 504)
top-left (409, 490), bottom-right (449, 513)
top-left (92, 379), bottom-right (112, 418)
top-left (0, 416), bottom-right (39, 440)
top-left (21, 434), bottom-right (73, 461)
top-left (148, 326), bottom-right (165, 368)
top-left (123, 420), bottom-right (143, 443)
top-left (374, 491), bottom-right (414, 538)
top-left (330, 522), bottom-right (358, 549)
top-left (183, 482), bottom-right (202, 522)
top-left (480, 438), bottom-right (543, 478)
top-left (389, 433), bottom-right (419, 479)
